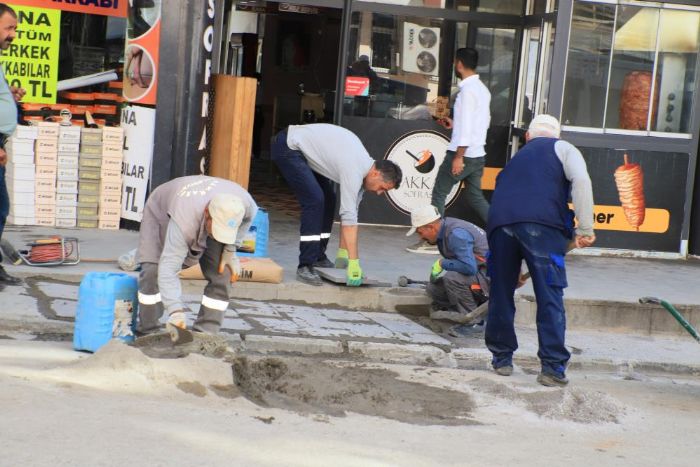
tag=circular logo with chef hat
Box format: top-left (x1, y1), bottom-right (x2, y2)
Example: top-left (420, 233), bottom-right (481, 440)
top-left (384, 130), bottom-right (461, 214)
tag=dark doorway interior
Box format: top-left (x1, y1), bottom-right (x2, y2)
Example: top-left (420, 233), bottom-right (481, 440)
top-left (223, 2), bottom-right (342, 215)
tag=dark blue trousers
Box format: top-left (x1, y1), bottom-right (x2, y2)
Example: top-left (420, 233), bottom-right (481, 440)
top-left (271, 130), bottom-right (336, 267)
top-left (0, 165), bottom-right (8, 261)
top-left (485, 223), bottom-right (571, 378)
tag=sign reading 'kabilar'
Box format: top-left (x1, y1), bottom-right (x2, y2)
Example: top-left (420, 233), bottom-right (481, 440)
top-left (1, 5), bottom-right (60, 104)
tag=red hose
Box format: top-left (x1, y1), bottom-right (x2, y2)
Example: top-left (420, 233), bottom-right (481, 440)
top-left (27, 242), bottom-right (74, 263)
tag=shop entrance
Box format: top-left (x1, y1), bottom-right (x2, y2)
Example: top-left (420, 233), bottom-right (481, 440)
top-left (216, 1), bottom-right (343, 215)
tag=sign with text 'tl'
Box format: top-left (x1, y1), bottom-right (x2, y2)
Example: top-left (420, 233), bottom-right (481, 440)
top-left (121, 104), bottom-right (155, 222)
top-left (2, 5), bottom-right (60, 104)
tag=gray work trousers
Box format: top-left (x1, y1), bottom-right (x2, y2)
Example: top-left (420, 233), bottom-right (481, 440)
top-left (426, 271), bottom-right (478, 315)
top-left (137, 236), bottom-right (232, 334)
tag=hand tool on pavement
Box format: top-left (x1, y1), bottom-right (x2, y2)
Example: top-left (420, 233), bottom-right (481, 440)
top-left (166, 322), bottom-right (195, 345)
top-left (397, 275), bottom-right (429, 287)
top-left (639, 297), bottom-right (700, 343)
top-left (456, 241), bottom-right (579, 325)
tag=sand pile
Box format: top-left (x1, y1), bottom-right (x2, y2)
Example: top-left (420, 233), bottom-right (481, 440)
top-left (46, 340), bottom-right (235, 396)
top-left (467, 378), bottom-right (624, 424)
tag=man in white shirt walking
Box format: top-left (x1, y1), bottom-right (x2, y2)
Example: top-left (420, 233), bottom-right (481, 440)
top-left (408, 47), bottom-right (491, 254)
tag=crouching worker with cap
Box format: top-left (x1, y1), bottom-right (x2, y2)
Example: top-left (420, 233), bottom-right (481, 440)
top-left (407, 205), bottom-right (490, 334)
top-left (136, 175), bottom-right (257, 336)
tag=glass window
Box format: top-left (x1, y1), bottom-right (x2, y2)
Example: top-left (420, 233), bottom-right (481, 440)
top-left (561, 2), bottom-right (615, 128)
top-left (562, 1), bottom-right (700, 135)
top-left (517, 26), bottom-right (541, 128)
top-left (357, 0), bottom-right (447, 8)
top-left (652, 9), bottom-right (700, 134)
top-left (473, 27), bottom-right (517, 127)
top-left (473, 0), bottom-right (524, 15)
top-left (344, 12), bottom-right (447, 120)
top-left (606, 5), bottom-right (659, 131)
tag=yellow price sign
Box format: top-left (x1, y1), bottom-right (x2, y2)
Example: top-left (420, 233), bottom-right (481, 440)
top-left (2, 6), bottom-right (60, 104)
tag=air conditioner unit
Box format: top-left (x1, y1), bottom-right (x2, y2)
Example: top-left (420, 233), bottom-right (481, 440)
top-left (402, 22), bottom-right (440, 76)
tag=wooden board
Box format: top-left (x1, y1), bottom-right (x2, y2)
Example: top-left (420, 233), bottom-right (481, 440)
top-left (209, 75), bottom-right (257, 189)
top-left (315, 267), bottom-right (392, 287)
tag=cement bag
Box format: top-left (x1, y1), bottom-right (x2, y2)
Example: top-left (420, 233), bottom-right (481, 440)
top-left (179, 257), bottom-right (283, 284)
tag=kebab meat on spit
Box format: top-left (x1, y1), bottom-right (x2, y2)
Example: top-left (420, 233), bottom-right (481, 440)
top-left (614, 153), bottom-right (645, 230)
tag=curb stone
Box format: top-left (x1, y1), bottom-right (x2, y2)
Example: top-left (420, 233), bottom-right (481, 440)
top-left (348, 341), bottom-right (457, 368)
top-left (243, 334), bottom-right (344, 355)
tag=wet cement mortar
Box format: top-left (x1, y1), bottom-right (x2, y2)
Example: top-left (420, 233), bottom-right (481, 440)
top-left (230, 355), bottom-right (478, 426)
top-left (126, 333), bottom-right (625, 427)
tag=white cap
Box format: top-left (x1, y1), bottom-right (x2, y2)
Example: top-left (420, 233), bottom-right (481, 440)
top-left (208, 193), bottom-right (246, 245)
top-left (528, 114), bottom-right (561, 138)
top-left (406, 204), bottom-right (441, 236)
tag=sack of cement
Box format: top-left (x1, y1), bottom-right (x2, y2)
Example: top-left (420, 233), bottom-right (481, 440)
top-left (118, 248), bottom-right (139, 272)
top-left (179, 257), bottom-right (283, 284)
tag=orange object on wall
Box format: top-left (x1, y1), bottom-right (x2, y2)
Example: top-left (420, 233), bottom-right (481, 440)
top-left (614, 153), bottom-right (646, 230)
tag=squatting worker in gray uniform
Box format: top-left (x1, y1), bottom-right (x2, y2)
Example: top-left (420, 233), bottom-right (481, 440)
top-left (271, 123), bottom-right (402, 286)
top-left (136, 175), bottom-right (257, 335)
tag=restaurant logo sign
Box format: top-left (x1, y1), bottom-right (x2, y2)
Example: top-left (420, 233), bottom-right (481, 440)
top-left (384, 130), bottom-right (460, 214)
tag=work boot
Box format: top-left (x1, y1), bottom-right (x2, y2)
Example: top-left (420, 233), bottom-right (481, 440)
top-left (296, 265), bottom-right (323, 286)
top-left (493, 365), bottom-right (513, 376)
top-left (0, 265), bottom-right (22, 286)
top-left (406, 240), bottom-right (439, 255)
top-left (537, 372), bottom-right (569, 387)
top-left (313, 257), bottom-right (334, 269)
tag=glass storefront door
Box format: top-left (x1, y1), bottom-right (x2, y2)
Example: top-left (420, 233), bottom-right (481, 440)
top-left (511, 1), bottom-right (556, 156)
top-left (341, 5), bottom-right (521, 225)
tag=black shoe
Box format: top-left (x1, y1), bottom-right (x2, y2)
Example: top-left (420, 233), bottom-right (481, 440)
top-left (537, 372), bottom-right (569, 387)
top-left (296, 265), bottom-right (323, 286)
top-left (0, 266), bottom-right (22, 286)
top-left (313, 257), bottom-right (334, 269)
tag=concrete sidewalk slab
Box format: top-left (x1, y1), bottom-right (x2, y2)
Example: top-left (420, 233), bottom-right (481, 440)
top-left (3, 215), bottom-right (700, 337)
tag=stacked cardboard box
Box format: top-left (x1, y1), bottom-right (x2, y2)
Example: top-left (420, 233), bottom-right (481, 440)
top-left (98, 127), bottom-right (124, 230)
top-left (77, 128), bottom-right (102, 229)
top-left (34, 122), bottom-right (60, 227)
top-left (6, 125), bottom-right (38, 226)
top-left (55, 125), bottom-right (81, 228)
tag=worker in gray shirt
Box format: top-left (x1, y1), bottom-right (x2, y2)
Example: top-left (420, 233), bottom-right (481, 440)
top-left (0, 4), bottom-right (24, 289)
top-left (136, 175), bottom-right (258, 336)
top-left (271, 123), bottom-right (402, 286)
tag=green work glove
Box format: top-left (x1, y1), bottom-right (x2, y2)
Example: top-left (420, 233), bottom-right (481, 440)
top-left (346, 259), bottom-right (363, 286)
top-left (335, 248), bottom-right (349, 269)
top-left (430, 259), bottom-right (444, 283)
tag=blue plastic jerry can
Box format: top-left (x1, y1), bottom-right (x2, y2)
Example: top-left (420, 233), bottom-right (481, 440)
top-left (73, 272), bottom-right (139, 353)
top-left (238, 208), bottom-right (269, 258)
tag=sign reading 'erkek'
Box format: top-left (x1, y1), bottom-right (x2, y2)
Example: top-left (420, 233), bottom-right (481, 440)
top-left (2, 5), bottom-right (60, 104)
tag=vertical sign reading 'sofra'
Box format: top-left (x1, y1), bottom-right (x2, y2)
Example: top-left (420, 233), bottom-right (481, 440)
top-left (1, 6), bottom-right (60, 103)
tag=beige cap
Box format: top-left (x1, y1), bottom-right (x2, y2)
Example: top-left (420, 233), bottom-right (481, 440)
top-left (529, 114), bottom-right (561, 138)
top-left (406, 204), bottom-right (441, 236)
top-left (208, 193), bottom-right (246, 244)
